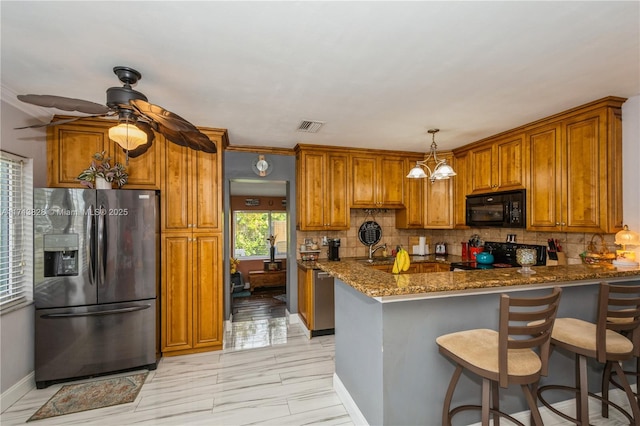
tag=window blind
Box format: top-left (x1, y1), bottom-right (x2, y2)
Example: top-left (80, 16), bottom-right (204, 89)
top-left (0, 152), bottom-right (26, 307)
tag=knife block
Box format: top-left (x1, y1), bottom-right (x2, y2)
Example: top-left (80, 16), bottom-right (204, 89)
top-left (547, 252), bottom-right (567, 266)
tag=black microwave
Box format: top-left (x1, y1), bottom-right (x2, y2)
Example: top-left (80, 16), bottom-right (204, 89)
top-left (466, 189), bottom-right (525, 228)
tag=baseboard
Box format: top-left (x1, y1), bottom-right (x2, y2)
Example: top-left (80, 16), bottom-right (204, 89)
top-left (333, 373), bottom-right (369, 426)
top-left (297, 316), bottom-right (311, 339)
top-left (286, 311), bottom-right (299, 324)
top-left (1, 371), bottom-right (35, 413)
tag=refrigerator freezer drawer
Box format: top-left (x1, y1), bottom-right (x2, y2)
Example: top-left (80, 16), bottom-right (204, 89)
top-left (35, 300), bottom-right (157, 388)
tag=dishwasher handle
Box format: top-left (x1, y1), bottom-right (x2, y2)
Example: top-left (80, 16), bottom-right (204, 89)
top-left (315, 271), bottom-right (332, 279)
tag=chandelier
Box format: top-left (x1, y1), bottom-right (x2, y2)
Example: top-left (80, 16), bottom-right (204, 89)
top-left (406, 129), bottom-right (456, 183)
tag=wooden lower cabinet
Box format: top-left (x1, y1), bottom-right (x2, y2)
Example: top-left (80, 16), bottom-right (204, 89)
top-left (369, 263), bottom-right (448, 274)
top-left (420, 263), bottom-right (450, 273)
top-left (161, 233), bottom-right (223, 355)
top-left (297, 266), bottom-right (312, 329)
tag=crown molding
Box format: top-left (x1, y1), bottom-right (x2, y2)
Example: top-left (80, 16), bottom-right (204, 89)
top-left (1, 84), bottom-right (54, 121)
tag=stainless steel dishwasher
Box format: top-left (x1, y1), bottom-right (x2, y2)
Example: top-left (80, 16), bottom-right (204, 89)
top-left (312, 270), bottom-right (335, 336)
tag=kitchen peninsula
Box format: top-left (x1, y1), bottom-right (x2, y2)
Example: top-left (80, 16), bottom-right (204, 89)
top-left (316, 260), bottom-right (640, 425)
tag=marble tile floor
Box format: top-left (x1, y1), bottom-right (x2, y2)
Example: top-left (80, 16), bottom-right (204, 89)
top-left (1, 317), bottom-right (636, 425)
top-left (1, 318), bottom-right (353, 426)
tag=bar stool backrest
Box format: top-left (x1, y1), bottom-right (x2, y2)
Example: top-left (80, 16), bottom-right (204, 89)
top-left (598, 283), bottom-right (640, 362)
top-left (498, 288), bottom-right (562, 388)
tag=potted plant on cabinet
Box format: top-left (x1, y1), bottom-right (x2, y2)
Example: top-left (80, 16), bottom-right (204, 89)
top-left (77, 151), bottom-right (128, 189)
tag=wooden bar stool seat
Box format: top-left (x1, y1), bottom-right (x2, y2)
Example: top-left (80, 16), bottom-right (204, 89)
top-left (436, 287), bottom-right (562, 426)
top-left (537, 282), bottom-right (640, 424)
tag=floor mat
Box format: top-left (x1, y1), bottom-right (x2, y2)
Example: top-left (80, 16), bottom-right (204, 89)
top-left (28, 372), bottom-right (147, 422)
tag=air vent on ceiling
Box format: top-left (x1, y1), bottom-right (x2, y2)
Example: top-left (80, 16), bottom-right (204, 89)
top-left (296, 120), bottom-right (325, 133)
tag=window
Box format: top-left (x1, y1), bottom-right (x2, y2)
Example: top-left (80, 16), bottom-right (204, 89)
top-left (0, 151), bottom-right (32, 310)
top-left (233, 211), bottom-right (287, 258)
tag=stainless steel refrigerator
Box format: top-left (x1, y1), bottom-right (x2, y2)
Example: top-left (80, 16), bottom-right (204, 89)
top-left (33, 188), bottom-right (159, 388)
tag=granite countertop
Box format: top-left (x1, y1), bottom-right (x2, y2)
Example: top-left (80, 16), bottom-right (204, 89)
top-left (297, 254), bottom-right (461, 271)
top-left (315, 259), bottom-right (640, 301)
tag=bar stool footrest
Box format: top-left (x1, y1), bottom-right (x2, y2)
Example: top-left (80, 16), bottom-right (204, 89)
top-left (449, 404), bottom-right (526, 426)
top-left (538, 384), bottom-right (634, 424)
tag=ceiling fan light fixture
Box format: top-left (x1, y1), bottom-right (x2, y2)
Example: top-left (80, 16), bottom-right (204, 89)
top-left (406, 128), bottom-right (456, 183)
top-left (109, 123), bottom-right (147, 150)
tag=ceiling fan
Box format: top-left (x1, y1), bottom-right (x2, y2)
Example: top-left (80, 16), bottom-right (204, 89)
top-left (16, 66), bottom-right (217, 157)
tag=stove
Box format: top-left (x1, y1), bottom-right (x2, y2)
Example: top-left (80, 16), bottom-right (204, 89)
top-left (450, 241), bottom-right (547, 271)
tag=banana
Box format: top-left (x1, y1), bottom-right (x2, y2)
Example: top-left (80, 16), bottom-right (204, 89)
top-left (398, 247), bottom-right (410, 272)
top-left (394, 274), bottom-right (410, 288)
top-left (392, 256), bottom-right (400, 274)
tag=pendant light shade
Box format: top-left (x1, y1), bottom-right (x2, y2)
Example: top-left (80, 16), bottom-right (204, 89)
top-left (406, 129), bottom-right (456, 183)
top-left (109, 123), bottom-right (147, 150)
top-left (615, 225), bottom-right (640, 249)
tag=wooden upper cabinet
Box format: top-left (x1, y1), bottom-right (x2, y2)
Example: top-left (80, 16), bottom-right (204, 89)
top-left (112, 137), bottom-right (161, 188)
top-left (424, 153), bottom-right (454, 229)
top-left (396, 156), bottom-right (425, 229)
top-left (470, 134), bottom-right (525, 194)
top-left (526, 122), bottom-right (563, 231)
top-left (46, 117), bottom-right (161, 189)
top-left (526, 98), bottom-right (624, 233)
top-left (161, 128), bottom-right (225, 233)
top-left (351, 154), bottom-right (404, 208)
top-left (452, 151), bottom-right (471, 228)
top-left (296, 147), bottom-right (350, 230)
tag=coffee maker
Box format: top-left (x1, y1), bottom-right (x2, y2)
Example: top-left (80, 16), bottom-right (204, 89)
top-left (328, 238), bottom-right (341, 261)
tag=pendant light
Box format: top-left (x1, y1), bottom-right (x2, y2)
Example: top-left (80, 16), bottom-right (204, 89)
top-left (406, 129), bottom-right (456, 183)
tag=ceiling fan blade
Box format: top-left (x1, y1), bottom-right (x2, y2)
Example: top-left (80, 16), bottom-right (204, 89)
top-left (130, 99), bottom-right (198, 132)
top-left (154, 123), bottom-right (217, 154)
top-left (131, 99), bottom-right (217, 153)
top-left (14, 113), bottom-right (112, 130)
top-left (123, 121), bottom-right (155, 158)
top-left (17, 94), bottom-right (110, 115)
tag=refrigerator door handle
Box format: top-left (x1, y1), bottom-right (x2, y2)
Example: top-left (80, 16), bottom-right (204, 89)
top-left (87, 204), bottom-right (95, 287)
top-left (40, 304), bottom-right (152, 318)
top-left (97, 204), bottom-right (106, 287)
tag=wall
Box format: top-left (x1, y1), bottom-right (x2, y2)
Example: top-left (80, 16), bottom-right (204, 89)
top-left (622, 96), bottom-right (640, 260)
top-left (224, 151), bottom-right (296, 319)
top-left (0, 100), bottom-right (47, 405)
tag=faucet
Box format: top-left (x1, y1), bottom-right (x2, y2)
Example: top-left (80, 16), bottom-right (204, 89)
top-left (369, 243), bottom-right (387, 260)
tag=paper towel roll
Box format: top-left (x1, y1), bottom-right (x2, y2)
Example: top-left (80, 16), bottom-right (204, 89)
top-left (419, 237), bottom-right (426, 255)
top-left (419, 236), bottom-right (426, 246)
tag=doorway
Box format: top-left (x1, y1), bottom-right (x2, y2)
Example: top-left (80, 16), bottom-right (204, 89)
top-left (229, 180), bottom-right (288, 322)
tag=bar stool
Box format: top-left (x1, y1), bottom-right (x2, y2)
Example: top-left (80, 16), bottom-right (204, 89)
top-left (537, 282), bottom-right (640, 424)
top-left (436, 287), bottom-right (562, 426)
top-left (601, 312), bottom-right (640, 418)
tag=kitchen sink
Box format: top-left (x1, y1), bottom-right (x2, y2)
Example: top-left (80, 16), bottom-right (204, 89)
top-left (356, 257), bottom-right (396, 264)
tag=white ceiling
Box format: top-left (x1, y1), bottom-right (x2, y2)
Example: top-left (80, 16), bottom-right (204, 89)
top-left (2, 1), bottom-right (638, 152)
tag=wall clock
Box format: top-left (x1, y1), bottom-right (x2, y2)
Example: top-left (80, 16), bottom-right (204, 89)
top-left (252, 154), bottom-right (272, 177)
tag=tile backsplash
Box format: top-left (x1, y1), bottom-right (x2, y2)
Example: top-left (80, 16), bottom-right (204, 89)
top-left (296, 209), bottom-right (618, 265)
